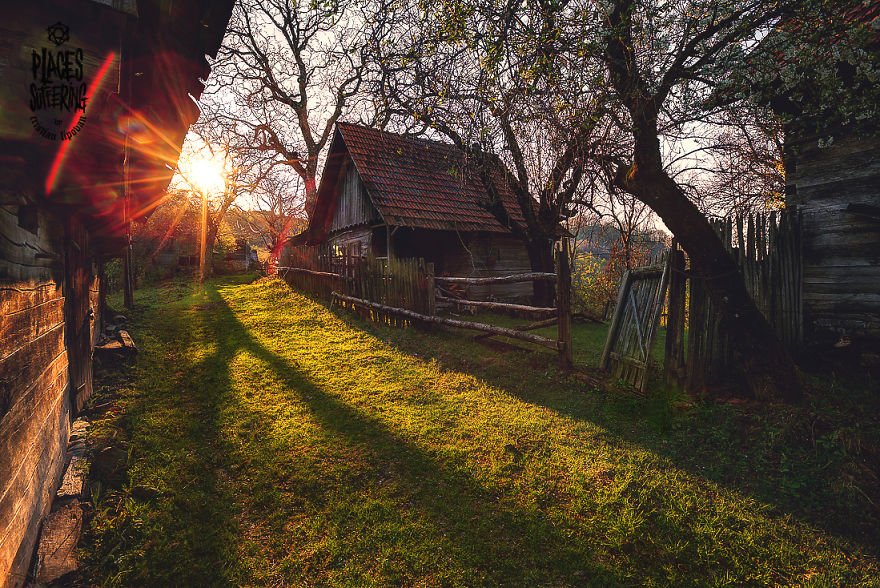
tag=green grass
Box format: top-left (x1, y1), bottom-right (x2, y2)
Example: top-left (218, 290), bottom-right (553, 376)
top-left (81, 276), bottom-right (880, 586)
top-left (455, 311), bottom-right (661, 369)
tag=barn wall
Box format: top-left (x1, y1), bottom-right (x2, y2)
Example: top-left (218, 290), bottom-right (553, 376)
top-left (0, 206), bottom-right (71, 587)
top-left (392, 229), bottom-right (533, 303)
top-left (328, 226), bottom-right (374, 257)
top-left (330, 163), bottom-right (379, 233)
top-left (786, 133), bottom-right (880, 344)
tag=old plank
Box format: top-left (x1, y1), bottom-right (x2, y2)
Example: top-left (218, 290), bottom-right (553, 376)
top-left (0, 282), bottom-right (62, 316)
top-left (0, 323), bottom-right (66, 398)
top-left (0, 356), bottom-right (68, 489)
top-left (436, 295), bottom-right (556, 316)
top-left (435, 272), bottom-right (557, 285)
top-left (34, 502), bottom-right (83, 584)
top-left (0, 298), bottom-right (65, 362)
top-left (0, 389), bottom-right (69, 582)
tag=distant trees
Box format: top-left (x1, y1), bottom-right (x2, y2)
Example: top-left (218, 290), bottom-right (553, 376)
top-left (239, 165), bottom-right (307, 272)
top-left (173, 128), bottom-right (244, 277)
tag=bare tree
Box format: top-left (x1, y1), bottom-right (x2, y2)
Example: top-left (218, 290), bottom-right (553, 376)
top-left (665, 102), bottom-right (786, 216)
top-left (207, 0), bottom-right (380, 218)
top-left (175, 119), bottom-right (271, 277)
top-left (245, 164), bottom-right (307, 271)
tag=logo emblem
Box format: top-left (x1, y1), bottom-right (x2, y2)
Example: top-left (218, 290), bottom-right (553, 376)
top-left (47, 22), bottom-right (70, 47)
top-left (29, 23), bottom-right (87, 141)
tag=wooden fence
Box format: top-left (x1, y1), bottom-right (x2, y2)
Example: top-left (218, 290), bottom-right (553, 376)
top-left (665, 210), bottom-right (802, 393)
top-left (279, 244), bottom-right (573, 368)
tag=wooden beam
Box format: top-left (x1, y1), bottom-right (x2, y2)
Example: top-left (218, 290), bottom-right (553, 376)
top-left (435, 272), bottom-right (557, 285)
top-left (473, 317), bottom-right (558, 341)
top-left (600, 269), bottom-right (632, 370)
top-left (332, 292), bottom-right (561, 350)
top-left (436, 295), bottom-right (556, 316)
top-left (277, 267), bottom-right (343, 279)
top-left (556, 246), bottom-right (573, 370)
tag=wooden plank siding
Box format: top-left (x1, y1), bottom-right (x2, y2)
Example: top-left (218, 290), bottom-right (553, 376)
top-left (330, 162), bottom-right (380, 233)
top-left (0, 206), bottom-right (70, 587)
top-left (0, 206), bottom-right (99, 587)
top-left (785, 133), bottom-right (880, 343)
top-left (392, 229), bottom-right (534, 303)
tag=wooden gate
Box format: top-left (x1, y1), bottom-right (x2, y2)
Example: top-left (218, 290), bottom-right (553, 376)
top-left (600, 261), bottom-right (670, 391)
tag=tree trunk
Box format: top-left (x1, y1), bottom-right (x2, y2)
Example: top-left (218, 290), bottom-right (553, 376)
top-left (204, 223), bottom-right (219, 278)
top-left (601, 1), bottom-right (801, 401)
top-left (621, 165), bottom-right (801, 401)
top-left (525, 238), bottom-right (556, 307)
top-left (267, 215), bottom-right (298, 276)
top-left (304, 168), bottom-right (318, 219)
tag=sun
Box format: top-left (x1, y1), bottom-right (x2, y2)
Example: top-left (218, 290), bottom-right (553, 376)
top-left (180, 150), bottom-right (226, 195)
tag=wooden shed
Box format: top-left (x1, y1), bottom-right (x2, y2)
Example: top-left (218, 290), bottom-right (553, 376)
top-left (779, 4), bottom-right (880, 350)
top-left (0, 1), bottom-right (232, 584)
top-left (784, 132), bottom-right (880, 348)
top-left (291, 123), bottom-right (547, 302)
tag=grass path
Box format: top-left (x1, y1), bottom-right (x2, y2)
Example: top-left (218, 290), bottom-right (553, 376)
top-left (83, 276), bottom-right (879, 586)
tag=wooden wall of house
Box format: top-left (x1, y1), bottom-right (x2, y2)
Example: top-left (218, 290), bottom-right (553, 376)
top-left (328, 227), bottom-right (374, 257)
top-left (329, 162), bottom-right (379, 233)
top-left (785, 132), bottom-right (880, 346)
top-left (392, 229), bottom-right (534, 303)
top-left (0, 206), bottom-right (99, 587)
top-left (0, 206), bottom-right (70, 586)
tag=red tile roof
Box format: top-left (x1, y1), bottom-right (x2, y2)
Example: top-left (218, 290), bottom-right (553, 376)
top-left (331, 123), bottom-right (529, 233)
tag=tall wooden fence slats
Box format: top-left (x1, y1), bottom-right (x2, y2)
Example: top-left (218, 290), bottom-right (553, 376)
top-left (666, 210), bottom-right (802, 393)
top-left (281, 247), bottom-right (432, 325)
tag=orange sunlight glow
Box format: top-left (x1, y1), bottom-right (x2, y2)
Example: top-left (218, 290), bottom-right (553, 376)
top-left (179, 150), bottom-right (226, 195)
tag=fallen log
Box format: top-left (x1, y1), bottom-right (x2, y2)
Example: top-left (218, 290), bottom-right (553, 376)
top-left (332, 292), bottom-right (561, 350)
top-left (434, 272), bottom-right (556, 285)
top-left (436, 295), bottom-right (556, 316)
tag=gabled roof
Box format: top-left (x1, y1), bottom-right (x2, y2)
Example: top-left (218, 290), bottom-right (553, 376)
top-left (301, 123), bottom-right (531, 243)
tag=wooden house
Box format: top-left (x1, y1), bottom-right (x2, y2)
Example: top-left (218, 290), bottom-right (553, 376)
top-left (290, 123), bottom-right (546, 302)
top-left (778, 4), bottom-right (880, 352)
top-left (784, 132), bottom-right (880, 349)
top-left (0, 1), bottom-right (232, 584)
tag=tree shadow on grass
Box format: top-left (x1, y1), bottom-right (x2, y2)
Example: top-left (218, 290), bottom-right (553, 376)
top-left (205, 288), bottom-right (632, 586)
top-left (329, 304), bottom-right (880, 556)
top-left (87, 284), bottom-right (246, 585)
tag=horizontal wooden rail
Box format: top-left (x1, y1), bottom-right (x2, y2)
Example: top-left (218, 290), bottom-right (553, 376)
top-left (630, 264), bottom-right (665, 278)
top-left (436, 295), bottom-right (556, 316)
top-left (277, 267), bottom-right (343, 279)
top-left (332, 292), bottom-right (561, 351)
top-left (434, 272), bottom-right (557, 285)
top-left (474, 317), bottom-right (558, 341)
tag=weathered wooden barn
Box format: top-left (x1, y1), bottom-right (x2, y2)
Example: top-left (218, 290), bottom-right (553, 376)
top-left (784, 133), bottom-right (880, 349)
top-left (0, 1), bottom-right (232, 584)
top-left (779, 4), bottom-right (880, 351)
top-left (291, 123), bottom-right (543, 302)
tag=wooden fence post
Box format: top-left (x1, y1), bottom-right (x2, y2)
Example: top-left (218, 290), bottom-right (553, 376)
top-left (664, 245), bottom-right (687, 384)
top-left (426, 262), bottom-right (436, 317)
top-left (556, 245), bottom-right (573, 370)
